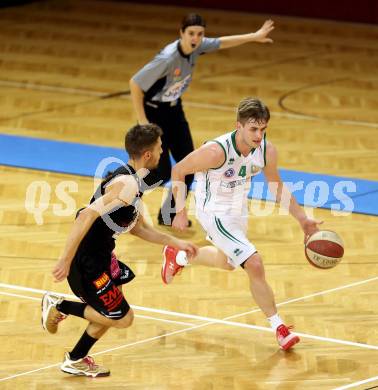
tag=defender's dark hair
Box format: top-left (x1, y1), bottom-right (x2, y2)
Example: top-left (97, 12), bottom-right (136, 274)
top-left (181, 13), bottom-right (206, 32)
top-left (237, 97), bottom-right (270, 125)
top-left (125, 123), bottom-right (162, 159)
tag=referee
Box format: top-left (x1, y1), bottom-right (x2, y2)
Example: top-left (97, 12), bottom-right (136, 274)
top-left (129, 13), bottom-right (274, 226)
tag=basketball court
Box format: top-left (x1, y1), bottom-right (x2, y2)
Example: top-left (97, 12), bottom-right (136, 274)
top-left (0, 1), bottom-right (377, 388)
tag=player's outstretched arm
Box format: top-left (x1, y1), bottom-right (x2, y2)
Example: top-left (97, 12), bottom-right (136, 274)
top-left (130, 214), bottom-right (198, 257)
top-left (263, 142), bottom-right (322, 240)
top-left (219, 19), bottom-right (274, 50)
top-left (171, 142), bottom-right (226, 231)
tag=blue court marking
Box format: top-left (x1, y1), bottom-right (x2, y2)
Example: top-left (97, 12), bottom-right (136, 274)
top-left (0, 134), bottom-right (127, 177)
top-left (1, 133), bottom-right (378, 216)
top-left (247, 170), bottom-right (378, 215)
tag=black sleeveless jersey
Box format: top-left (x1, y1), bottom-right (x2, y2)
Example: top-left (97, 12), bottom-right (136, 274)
top-left (75, 164), bottom-right (143, 261)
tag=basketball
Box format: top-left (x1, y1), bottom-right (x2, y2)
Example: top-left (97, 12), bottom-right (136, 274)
top-left (305, 230), bottom-right (344, 269)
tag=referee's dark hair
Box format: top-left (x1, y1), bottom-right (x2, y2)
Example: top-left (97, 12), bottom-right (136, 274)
top-left (181, 13), bottom-right (206, 32)
top-left (125, 124), bottom-right (162, 159)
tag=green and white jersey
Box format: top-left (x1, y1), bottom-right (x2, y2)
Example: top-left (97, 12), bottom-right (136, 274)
top-left (195, 130), bottom-right (267, 216)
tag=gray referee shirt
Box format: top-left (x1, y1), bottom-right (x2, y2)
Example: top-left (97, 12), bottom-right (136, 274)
top-left (132, 37), bottom-right (220, 103)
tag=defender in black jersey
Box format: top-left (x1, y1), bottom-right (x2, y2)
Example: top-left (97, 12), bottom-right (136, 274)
top-left (130, 14), bottom-right (274, 226)
top-left (41, 124), bottom-right (198, 377)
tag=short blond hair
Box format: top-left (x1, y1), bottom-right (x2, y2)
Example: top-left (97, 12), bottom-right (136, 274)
top-left (237, 97), bottom-right (270, 125)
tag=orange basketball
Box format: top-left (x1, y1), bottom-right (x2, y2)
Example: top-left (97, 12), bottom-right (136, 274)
top-left (305, 230), bottom-right (344, 269)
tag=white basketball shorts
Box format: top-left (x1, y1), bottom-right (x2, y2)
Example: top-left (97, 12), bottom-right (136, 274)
top-left (196, 209), bottom-right (257, 268)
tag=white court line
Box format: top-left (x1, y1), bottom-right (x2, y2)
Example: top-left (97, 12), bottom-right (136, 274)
top-left (0, 283), bottom-right (80, 300)
top-left (0, 290), bottom-right (193, 327)
top-left (0, 79), bottom-right (377, 128)
top-left (1, 292), bottom-right (377, 385)
top-left (0, 276), bottom-right (378, 382)
top-left (129, 314), bottom-right (193, 327)
top-left (0, 322), bottom-right (208, 382)
top-left (123, 305), bottom-right (378, 351)
top-left (333, 376), bottom-right (378, 390)
top-left (224, 275), bottom-right (378, 321)
top-left (2, 274), bottom-right (378, 319)
top-left (0, 275), bottom-right (377, 326)
top-left (0, 291), bottom-right (40, 301)
top-left (3, 286), bottom-right (378, 352)
top-left (1, 277), bottom-right (378, 351)
top-left (0, 363), bottom-right (62, 382)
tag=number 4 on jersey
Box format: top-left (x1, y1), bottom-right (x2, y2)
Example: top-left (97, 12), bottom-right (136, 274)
top-left (238, 165), bottom-right (246, 177)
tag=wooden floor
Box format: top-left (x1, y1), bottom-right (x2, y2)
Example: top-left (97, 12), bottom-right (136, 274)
top-left (0, 0), bottom-right (378, 388)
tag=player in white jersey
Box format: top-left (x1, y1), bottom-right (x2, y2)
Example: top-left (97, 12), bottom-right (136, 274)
top-left (195, 129), bottom-right (267, 217)
top-left (130, 14), bottom-right (274, 226)
top-left (161, 97), bottom-right (322, 350)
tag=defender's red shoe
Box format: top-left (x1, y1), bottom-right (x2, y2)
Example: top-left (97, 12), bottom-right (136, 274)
top-left (276, 324), bottom-right (300, 350)
top-left (161, 246), bottom-right (183, 284)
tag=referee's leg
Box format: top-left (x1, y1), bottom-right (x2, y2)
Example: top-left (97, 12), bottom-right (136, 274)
top-left (143, 103), bottom-right (172, 188)
top-left (160, 103), bottom-right (194, 225)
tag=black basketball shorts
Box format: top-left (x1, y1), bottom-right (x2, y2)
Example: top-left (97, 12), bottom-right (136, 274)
top-left (68, 254), bottom-right (135, 320)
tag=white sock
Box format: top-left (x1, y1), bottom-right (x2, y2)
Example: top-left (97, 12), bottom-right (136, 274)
top-left (176, 250), bottom-right (189, 266)
top-left (267, 313), bottom-right (284, 331)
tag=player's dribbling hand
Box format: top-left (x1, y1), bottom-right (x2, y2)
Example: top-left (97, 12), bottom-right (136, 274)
top-left (301, 217), bottom-right (323, 243)
top-left (52, 258), bottom-right (70, 282)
